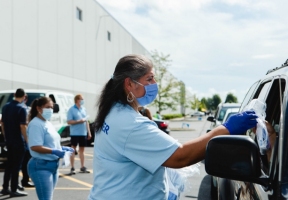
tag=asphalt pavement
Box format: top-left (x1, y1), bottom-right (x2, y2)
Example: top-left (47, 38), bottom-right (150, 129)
top-left (0, 116), bottom-right (213, 200)
top-left (168, 116), bottom-right (213, 200)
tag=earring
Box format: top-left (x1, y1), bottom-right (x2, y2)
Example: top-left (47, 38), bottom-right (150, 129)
top-left (127, 92), bottom-right (134, 103)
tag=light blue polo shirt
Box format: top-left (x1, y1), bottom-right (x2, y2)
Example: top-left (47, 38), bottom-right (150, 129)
top-left (27, 117), bottom-right (62, 161)
top-left (67, 105), bottom-right (87, 136)
top-left (88, 103), bottom-right (181, 200)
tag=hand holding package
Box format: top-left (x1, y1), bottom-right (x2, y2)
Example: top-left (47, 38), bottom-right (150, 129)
top-left (62, 146), bottom-right (74, 153)
top-left (62, 151), bottom-right (72, 168)
top-left (51, 149), bottom-right (65, 158)
top-left (222, 110), bottom-right (258, 135)
top-left (244, 99), bottom-right (269, 154)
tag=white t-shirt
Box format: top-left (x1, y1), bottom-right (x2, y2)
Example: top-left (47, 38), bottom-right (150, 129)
top-left (88, 103), bottom-right (181, 200)
top-left (27, 117), bottom-right (62, 161)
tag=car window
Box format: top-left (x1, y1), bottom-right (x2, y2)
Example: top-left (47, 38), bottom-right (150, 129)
top-left (254, 81), bottom-right (272, 102)
top-left (217, 107), bottom-right (229, 122)
top-left (214, 105), bottom-right (221, 119)
top-left (240, 81), bottom-right (259, 112)
top-left (0, 93), bottom-right (13, 114)
top-left (251, 78), bottom-right (285, 176)
top-left (26, 93), bottom-right (45, 107)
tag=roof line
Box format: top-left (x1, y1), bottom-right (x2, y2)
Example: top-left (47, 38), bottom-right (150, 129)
top-left (92, 0), bottom-right (151, 55)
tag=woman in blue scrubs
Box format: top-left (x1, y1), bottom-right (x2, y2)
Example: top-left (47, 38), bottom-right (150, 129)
top-left (88, 54), bottom-right (258, 200)
top-left (27, 97), bottom-right (74, 200)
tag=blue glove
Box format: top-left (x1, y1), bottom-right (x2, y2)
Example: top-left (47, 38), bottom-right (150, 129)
top-left (62, 146), bottom-right (74, 153)
top-left (51, 149), bottom-right (65, 158)
top-left (222, 110), bottom-right (258, 135)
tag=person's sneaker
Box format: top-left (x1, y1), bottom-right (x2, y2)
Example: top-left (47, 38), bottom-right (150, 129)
top-left (17, 184), bottom-right (25, 191)
top-left (80, 167), bottom-right (90, 173)
top-left (70, 167), bottom-right (76, 175)
top-left (21, 182), bottom-right (35, 188)
top-left (0, 188), bottom-right (11, 195)
top-left (10, 190), bottom-right (27, 197)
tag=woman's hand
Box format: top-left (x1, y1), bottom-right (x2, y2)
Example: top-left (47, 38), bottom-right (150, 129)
top-left (222, 111), bottom-right (258, 135)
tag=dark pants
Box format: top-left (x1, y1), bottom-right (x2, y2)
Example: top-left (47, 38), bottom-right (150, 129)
top-left (2, 144), bottom-right (25, 192)
top-left (21, 150), bottom-right (31, 185)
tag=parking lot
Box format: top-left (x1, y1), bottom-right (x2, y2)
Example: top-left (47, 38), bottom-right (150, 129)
top-left (0, 147), bottom-right (95, 200)
top-left (0, 117), bottom-right (212, 200)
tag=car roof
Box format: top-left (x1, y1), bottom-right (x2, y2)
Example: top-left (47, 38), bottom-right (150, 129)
top-left (225, 108), bottom-right (240, 112)
top-left (219, 103), bottom-right (241, 108)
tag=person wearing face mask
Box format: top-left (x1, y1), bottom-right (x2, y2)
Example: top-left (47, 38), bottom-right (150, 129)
top-left (87, 54), bottom-right (258, 200)
top-left (27, 97), bottom-right (74, 200)
top-left (0, 88), bottom-right (28, 197)
top-left (67, 94), bottom-right (92, 175)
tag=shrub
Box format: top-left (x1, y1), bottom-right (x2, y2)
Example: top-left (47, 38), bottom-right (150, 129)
top-left (162, 114), bottom-right (183, 120)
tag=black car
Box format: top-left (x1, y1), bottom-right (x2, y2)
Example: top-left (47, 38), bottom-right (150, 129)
top-left (153, 118), bottom-right (170, 134)
top-left (205, 59), bottom-right (288, 199)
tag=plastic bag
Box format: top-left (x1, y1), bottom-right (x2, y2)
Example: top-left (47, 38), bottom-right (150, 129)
top-left (167, 163), bottom-right (200, 199)
top-left (244, 99), bottom-right (269, 155)
top-left (61, 151), bottom-right (72, 168)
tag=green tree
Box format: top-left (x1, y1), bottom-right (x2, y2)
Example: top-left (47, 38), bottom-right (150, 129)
top-left (206, 97), bottom-right (214, 110)
top-left (225, 93), bottom-right (238, 103)
top-left (190, 94), bottom-right (201, 110)
top-left (179, 81), bottom-right (186, 115)
top-left (212, 94), bottom-right (221, 109)
top-left (199, 98), bottom-right (207, 111)
top-left (151, 50), bottom-right (180, 113)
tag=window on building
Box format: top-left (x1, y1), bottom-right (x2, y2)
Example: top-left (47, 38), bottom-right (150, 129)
top-left (107, 31), bottom-right (111, 41)
top-left (76, 7), bottom-right (82, 21)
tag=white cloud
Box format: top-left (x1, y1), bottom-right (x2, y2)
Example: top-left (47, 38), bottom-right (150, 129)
top-left (96, 0), bottom-right (288, 104)
top-left (252, 54), bottom-right (275, 59)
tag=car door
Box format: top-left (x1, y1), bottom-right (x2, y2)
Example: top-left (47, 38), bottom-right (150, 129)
top-left (236, 77), bottom-right (286, 199)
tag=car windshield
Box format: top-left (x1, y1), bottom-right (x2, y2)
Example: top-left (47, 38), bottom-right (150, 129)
top-left (26, 93), bottom-right (46, 107)
top-left (0, 92), bottom-right (45, 114)
top-left (217, 107), bottom-right (229, 122)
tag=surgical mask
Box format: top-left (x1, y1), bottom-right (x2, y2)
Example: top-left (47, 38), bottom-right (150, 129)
top-left (133, 80), bottom-right (158, 106)
top-left (41, 108), bottom-right (53, 121)
top-left (80, 100), bottom-right (84, 106)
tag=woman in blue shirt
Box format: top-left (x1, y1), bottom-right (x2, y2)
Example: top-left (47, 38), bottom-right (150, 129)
top-left (88, 54), bottom-right (258, 200)
top-left (27, 97), bottom-right (74, 200)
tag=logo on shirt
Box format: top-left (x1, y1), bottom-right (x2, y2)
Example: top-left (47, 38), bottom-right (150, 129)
top-left (102, 122), bottom-right (110, 135)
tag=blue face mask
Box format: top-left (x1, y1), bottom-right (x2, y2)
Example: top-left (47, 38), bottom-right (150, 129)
top-left (80, 100), bottom-right (84, 106)
top-left (133, 80), bottom-right (158, 106)
top-left (41, 108), bottom-right (53, 121)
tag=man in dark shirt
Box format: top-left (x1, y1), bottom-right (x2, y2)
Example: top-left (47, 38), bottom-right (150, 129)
top-left (0, 88), bottom-right (28, 197)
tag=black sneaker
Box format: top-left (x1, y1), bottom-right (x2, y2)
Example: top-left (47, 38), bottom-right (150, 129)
top-left (80, 167), bottom-right (90, 173)
top-left (70, 167), bottom-right (76, 175)
top-left (21, 182), bottom-right (35, 188)
top-left (1, 188), bottom-right (11, 195)
top-left (10, 190), bottom-right (27, 197)
top-left (17, 184), bottom-right (25, 191)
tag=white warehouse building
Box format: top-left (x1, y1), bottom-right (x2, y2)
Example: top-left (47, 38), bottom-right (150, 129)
top-left (0, 0), bottom-right (151, 119)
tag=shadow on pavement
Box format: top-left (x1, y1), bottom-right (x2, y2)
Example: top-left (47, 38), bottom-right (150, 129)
top-left (197, 175), bottom-right (212, 200)
top-left (184, 175), bottom-right (211, 200)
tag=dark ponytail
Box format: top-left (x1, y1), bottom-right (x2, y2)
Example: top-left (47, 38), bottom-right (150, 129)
top-left (28, 97), bottom-right (52, 122)
top-left (94, 54), bottom-right (153, 132)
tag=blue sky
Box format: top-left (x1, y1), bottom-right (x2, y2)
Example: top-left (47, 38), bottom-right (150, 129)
top-left (96, 0), bottom-right (288, 102)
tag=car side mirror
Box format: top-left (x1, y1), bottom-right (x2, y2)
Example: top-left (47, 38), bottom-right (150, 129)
top-left (205, 135), bottom-right (269, 187)
top-left (53, 103), bottom-right (59, 113)
top-left (207, 116), bottom-right (215, 122)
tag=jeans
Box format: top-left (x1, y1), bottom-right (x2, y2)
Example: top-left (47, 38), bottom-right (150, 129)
top-left (28, 158), bottom-right (59, 200)
top-left (2, 144), bottom-right (25, 192)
